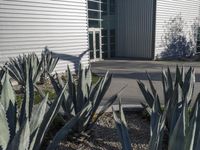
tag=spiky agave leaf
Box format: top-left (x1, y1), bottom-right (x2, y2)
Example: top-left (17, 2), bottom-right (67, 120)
top-left (182, 67), bottom-right (195, 104)
top-left (168, 101), bottom-right (188, 150)
top-left (90, 86), bottom-right (126, 128)
top-left (113, 99), bottom-right (132, 150)
top-left (0, 68), bottom-right (5, 90)
top-left (18, 61), bottom-right (34, 126)
top-left (48, 72), bottom-right (72, 119)
top-left (188, 93), bottom-right (200, 150)
top-left (49, 65), bottom-right (119, 136)
top-left (184, 96), bottom-right (199, 150)
top-left (7, 118), bottom-right (30, 150)
top-left (46, 105), bottom-right (90, 150)
top-left (29, 95), bottom-right (48, 150)
top-left (5, 53), bottom-right (43, 86)
top-left (33, 84), bottom-right (68, 150)
top-left (42, 47), bottom-right (59, 75)
top-left (149, 100), bottom-right (169, 150)
top-left (167, 84), bottom-right (183, 136)
top-left (0, 103), bottom-right (10, 150)
top-left (162, 68), bottom-right (173, 106)
top-left (0, 71), bottom-right (17, 139)
top-left (137, 80), bottom-right (154, 108)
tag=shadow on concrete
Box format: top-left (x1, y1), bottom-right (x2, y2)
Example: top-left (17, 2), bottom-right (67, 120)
top-left (95, 71), bottom-right (200, 82)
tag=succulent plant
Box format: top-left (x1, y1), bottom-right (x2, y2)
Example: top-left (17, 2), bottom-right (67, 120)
top-left (40, 47), bottom-right (59, 83)
top-left (112, 99), bottom-right (132, 150)
top-left (42, 47), bottom-right (59, 75)
top-left (4, 48), bottom-right (59, 87)
top-left (4, 53), bottom-right (43, 86)
top-left (48, 65), bottom-right (122, 136)
top-left (0, 63), bottom-right (76, 150)
top-left (137, 66), bottom-right (200, 150)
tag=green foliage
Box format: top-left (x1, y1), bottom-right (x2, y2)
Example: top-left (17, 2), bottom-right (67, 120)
top-left (4, 53), bottom-right (43, 86)
top-left (4, 48), bottom-right (59, 87)
top-left (0, 64), bottom-right (72, 150)
top-left (138, 66), bottom-right (200, 150)
top-left (112, 99), bottom-right (132, 150)
top-left (159, 14), bottom-right (198, 59)
top-left (48, 65), bottom-right (120, 136)
top-left (40, 47), bottom-right (59, 82)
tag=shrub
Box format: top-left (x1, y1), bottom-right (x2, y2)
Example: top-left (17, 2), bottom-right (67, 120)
top-left (160, 14), bottom-right (199, 59)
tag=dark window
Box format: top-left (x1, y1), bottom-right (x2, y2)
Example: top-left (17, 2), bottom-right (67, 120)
top-left (102, 44), bottom-right (108, 51)
top-left (110, 36), bottom-right (115, 43)
top-left (102, 3), bottom-right (107, 16)
top-left (88, 11), bottom-right (100, 19)
top-left (89, 20), bottom-right (100, 28)
top-left (88, 1), bottom-right (100, 10)
top-left (102, 29), bottom-right (107, 36)
top-left (96, 32), bottom-right (100, 50)
top-left (102, 37), bottom-right (108, 44)
top-left (110, 0), bottom-right (115, 15)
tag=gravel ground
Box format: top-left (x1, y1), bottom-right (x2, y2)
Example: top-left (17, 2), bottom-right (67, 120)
top-left (58, 112), bottom-right (150, 150)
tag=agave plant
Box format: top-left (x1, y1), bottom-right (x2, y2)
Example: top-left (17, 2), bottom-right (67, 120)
top-left (4, 48), bottom-right (59, 87)
top-left (138, 67), bottom-right (195, 129)
top-left (112, 99), bottom-right (132, 150)
top-left (137, 66), bottom-right (200, 150)
top-left (40, 47), bottom-right (59, 83)
top-left (4, 53), bottom-right (43, 86)
top-left (0, 64), bottom-right (78, 150)
top-left (47, 65), bottom-right (123, 136)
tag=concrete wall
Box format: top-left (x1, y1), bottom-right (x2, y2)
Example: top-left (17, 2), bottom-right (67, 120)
top-left (115, 0), bottom-right (155, 59)
top-left (155, 0), bottom-right (200, 58)
top-left (0, 0), bottom-right (89, 72)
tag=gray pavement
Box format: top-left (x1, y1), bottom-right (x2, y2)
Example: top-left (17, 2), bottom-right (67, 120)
top-left (91, 59), bottom-right (200, 105)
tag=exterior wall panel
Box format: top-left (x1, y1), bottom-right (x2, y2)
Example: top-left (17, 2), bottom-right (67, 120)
top-left (0, 0), bottom-right (89, 72)
top-left (116, 0), bottom-right (155, 59)
top-left (155, 0), bottom-right (200, 57)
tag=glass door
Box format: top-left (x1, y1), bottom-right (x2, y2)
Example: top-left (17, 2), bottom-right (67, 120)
top-left (89, 29), bottom-right (102, 61)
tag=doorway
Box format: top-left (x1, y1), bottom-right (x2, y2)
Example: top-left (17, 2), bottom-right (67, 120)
top-left (89, 28), bottom-right (102, 61)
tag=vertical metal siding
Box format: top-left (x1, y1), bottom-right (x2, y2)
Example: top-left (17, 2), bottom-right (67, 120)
top-left (116, 0), bottom-right (154, 59)
top-left (155, 0), bottom-right (200, 57)
top-left (0, 0), bottom-right (89, 72)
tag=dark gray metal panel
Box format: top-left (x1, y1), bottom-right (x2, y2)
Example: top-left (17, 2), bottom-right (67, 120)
top-left (155, 0), bottom-right (200, 58)
top-left (0, 0), bottom-right (89, 72)
top-left (116, 0), bottom-right (154, 59)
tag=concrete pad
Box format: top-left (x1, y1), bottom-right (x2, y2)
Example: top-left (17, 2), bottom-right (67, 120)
top-left (91, 60), bottom-right (200, 105)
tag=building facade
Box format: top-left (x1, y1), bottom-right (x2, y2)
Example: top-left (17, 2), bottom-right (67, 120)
top-left (0, 0), bottom-right (88, 72)
top-left (0, 0), bottom-right (200, 71)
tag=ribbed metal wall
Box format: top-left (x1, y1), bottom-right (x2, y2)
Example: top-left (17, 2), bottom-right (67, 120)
top-left (0, 0), bottom-right (89, 72)
top-left (155, 0), bottom-right (200, 57)
top-left (116, 0), bottom-right (155, 59)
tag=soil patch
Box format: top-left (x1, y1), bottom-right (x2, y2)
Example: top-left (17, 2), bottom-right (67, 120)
top-left (57, 112), bottom-right (150, 150)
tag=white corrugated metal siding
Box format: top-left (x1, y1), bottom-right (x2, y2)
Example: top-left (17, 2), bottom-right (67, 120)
top-left (116, 0), bottom-right (155, 59)
top-left (0, 0), bottom-right (89, 72)
top-left (155, 0), bottom-right (200, 57)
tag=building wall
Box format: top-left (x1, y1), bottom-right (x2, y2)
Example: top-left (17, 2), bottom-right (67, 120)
top-left (155, 0), bottom-right (200, 58)
top-left (0, 0), bottom-right (89, 72)
top-left (115, 0), bottom-right (155, 59)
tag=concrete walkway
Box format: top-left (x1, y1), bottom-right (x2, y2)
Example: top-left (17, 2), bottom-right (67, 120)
top-left (91, 59), bottom-right (200, 105)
